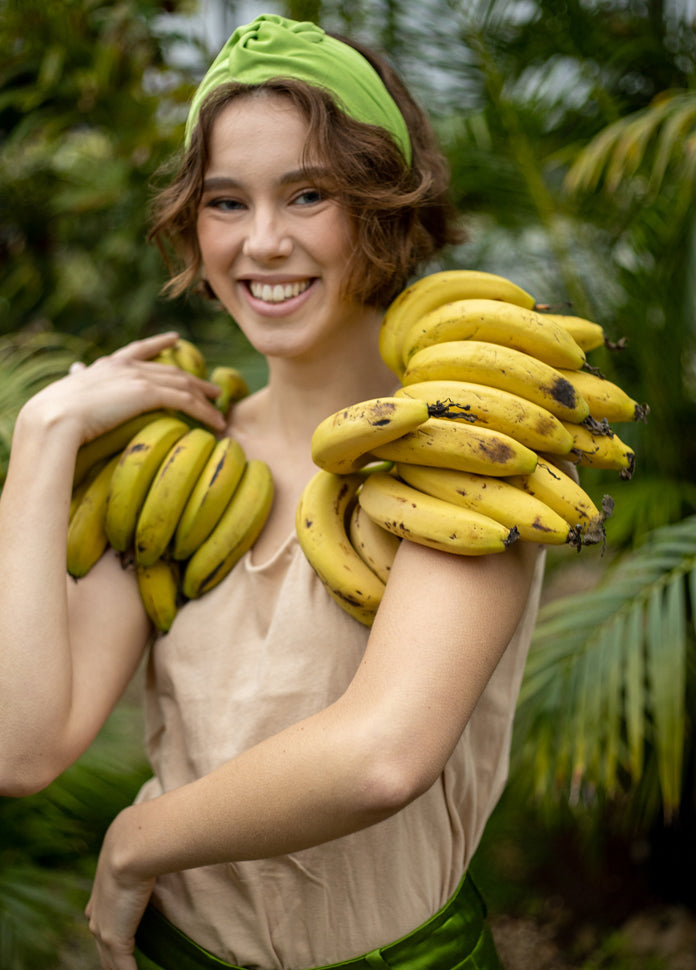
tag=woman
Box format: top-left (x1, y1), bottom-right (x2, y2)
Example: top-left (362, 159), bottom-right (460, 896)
top-left (0, 14), bottom-right (544, 970)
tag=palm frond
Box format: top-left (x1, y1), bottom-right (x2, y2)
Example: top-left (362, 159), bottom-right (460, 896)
top-left (513, 515), bottom-right (696, 822)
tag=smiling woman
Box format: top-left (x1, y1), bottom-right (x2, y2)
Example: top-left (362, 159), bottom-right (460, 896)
top-left (0, 12), bottom-right (545, 970)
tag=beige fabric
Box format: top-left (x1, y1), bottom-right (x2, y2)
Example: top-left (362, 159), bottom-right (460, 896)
top-left (135, 534), bottom-right (545, 969)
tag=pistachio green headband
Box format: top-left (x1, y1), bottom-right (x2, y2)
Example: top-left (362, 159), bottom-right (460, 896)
top-left (185, 13), bottom-right (412, 165)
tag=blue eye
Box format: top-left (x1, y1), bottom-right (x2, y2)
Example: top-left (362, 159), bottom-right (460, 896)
top-left (210, 198), bottom-right (245, 211)
top-left (295, 189), bottom-right (323, 205)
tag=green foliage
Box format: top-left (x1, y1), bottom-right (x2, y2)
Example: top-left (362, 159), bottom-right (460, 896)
top-left (513, 514), bottom-right (696, 827)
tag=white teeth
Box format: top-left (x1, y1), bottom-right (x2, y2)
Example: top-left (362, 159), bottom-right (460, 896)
top-left (249, 280), bottom-right (311, 303)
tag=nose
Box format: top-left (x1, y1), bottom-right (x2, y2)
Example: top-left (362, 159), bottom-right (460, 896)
top-left (242, 206), bottom-right (293, 262)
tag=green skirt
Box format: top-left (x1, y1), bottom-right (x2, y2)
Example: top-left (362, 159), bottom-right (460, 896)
top-left (134, 872), bottom-right (504, 970)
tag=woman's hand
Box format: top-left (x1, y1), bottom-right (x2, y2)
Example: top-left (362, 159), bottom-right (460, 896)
top-left (85, 807), bottom-right (157, 970)
top-left (19, 332), bottom-right (227, 450)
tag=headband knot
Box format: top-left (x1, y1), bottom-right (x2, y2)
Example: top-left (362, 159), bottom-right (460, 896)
top-left (185, 14), bottom-right (412, 164)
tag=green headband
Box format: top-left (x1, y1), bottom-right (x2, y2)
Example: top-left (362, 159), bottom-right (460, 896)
top-left (185, 13), bottom-right (412, 164)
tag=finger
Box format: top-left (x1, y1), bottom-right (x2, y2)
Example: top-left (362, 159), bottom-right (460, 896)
top-left (110, 332), bottom-right (180, 361)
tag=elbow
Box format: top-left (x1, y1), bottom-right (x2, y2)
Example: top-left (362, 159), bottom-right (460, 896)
top-left (357, 738), bottom-right (441, 817)
top-left (0, 750), bottom-right (67, 798)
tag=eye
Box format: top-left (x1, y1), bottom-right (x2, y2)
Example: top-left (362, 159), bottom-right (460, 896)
top-left (293, 188), bottom-right (323, 206)
top-left (204, 196), bottom-right (246, 212)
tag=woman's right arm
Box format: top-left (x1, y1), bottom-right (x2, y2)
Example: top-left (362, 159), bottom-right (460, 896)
top-left (0, 334), bottom-right (226, 796)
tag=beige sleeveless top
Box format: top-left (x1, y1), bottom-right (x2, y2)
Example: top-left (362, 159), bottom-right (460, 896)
top-left (134, 534), bottom-right (545, 968)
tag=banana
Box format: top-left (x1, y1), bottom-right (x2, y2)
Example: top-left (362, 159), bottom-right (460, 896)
top-left (371, 416), bottom-right (538, 476)
top-left (562, 419), bottom-right (635, 477)
top-left (173, 436), bottom-right (247, 560)
top-left (379, 270), bottom-right (536, 376)
top-left (506, 458), bottom-right (611, 543)
top-left (310, 397), bottom-right (431, 475)
top-left (67, 453), bottom-right (122, 578)
top-left (401, 299), bottom-right (586, 371)
top-left (535, 312), bottom-right (606, 352)
top-left (395, 380), bottom-right (574, 456)
top-left (358, 471), bottom-right (518, 555)
top-left (182, 459), bottom-right (274, 600)
top-left (135, 427), bottom-right (218, 566)
top-left (209, 365), bottom-right (250, 416)
top-left (153, 338), bottom-right (207, 378)
top-left (402, 341), bottom-right (591, 423)
top-left (295, 469), bottom-right (385, 627)
top-left (72, 411), bottom-right (169, 487)
top-left (397, 463), bottom-right (572, 545)
top-left (104, 415), bottom-right (191, 553)
top-left (557, 368), bottom-right (649, 423)
top-left (348, 501), bottom-right (401, 583)
top-left (136, 558), bottom-right (180, 633)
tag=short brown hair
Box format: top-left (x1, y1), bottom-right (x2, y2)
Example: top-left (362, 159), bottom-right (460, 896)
top-left (148, 36), bottom-right (464, 308)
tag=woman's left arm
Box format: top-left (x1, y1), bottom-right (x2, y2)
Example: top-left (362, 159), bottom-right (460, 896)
top-left (86, 538), bottom-right (540, 969)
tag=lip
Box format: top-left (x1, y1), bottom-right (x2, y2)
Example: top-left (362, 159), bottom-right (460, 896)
top-left (238, 277), bottom-right (317, 317)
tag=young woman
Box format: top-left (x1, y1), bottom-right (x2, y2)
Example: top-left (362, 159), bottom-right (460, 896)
top-left (0, 14), bottom-right (545, 970)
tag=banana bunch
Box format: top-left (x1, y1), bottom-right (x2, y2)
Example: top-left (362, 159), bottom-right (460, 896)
top-left (67, 340), bottom-right (272, 632)
top-left (297, 270), bottom-right (649, 625)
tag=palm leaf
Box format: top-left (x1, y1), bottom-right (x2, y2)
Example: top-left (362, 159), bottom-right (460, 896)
top-left (513, 515), bottom-right (696, 821)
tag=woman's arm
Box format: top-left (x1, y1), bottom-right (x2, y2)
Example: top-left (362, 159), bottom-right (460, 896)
top-left (86, 537), bottom-right (540, 967)
top-left (0, 334), bottom-right (226, 794)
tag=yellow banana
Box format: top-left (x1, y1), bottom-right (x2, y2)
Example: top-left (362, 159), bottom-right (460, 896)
top-left (104, 415), bottom-right (190, 552)
top-left (153, 338), bottom-right (207, 379)
top-left (395, 380), bottom-right (574, 456)
top-left (402, 299), bottom-right (586, 371)
top-left (397, 463), bottom-right (572, 546)
top-left (310, 396), bottom-right (430, 475)
top-left (535, 312), bottom-right (606, 352)
top-left (136, 558), bottom-right (180, 633)
top-left (67, 453), bottom-right (122, 578)
top-left (562, 420), bottom-right (635, 477)
top-left (295, 469), bottom-right (385, 627)
top-left (506, 458), bottom-right (611, 543)
top-left (371, 416), bottom-right (538, 477)
top-left (173, 436), bottom-right (247, 560)
top-left (557, 368), bottom-right (649, 423)
top-left (72, 411), bottom-right (168, 487)
top-left (209, 365), bottom-right (250, 416)
top-left (358, 471), bottom-right (518, 555)
top-left (183, 459), bottom-right (274, 599)
top-left (379, 270), bottom-right (536, 376)
top-left (402, 341), bottom-right (590, 423)
top-left (348, 501), bottom-right (401, 584)
top-left (135, 427), bottom-right (218, 566)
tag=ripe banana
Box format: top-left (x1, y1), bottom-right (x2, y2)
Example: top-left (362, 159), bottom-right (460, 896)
top-left (209, 365), bottom-right (250, 416)
top-left (395, 380), bottom-right (574, 456)
top-left (535, 312), bottom-right (606, 352)
top-left (396, 463), bottom-right (572, 545)
top-left (506, 458), bottom-right (611, 543)
top-left (402, 341), bottom-right (590, 423)
top-left (371, 416), bottom-right (538, 477)
top-left (348, 501), bottom-right (401, 584)
top-left (173, 436), bottom-right (247, 560)
top-left (295, 469), bottom-right (385, 627)
top-left (310, 396), bottom-right (430, 475)
top-left (72, 411), bottom-right (168, 487)
top-left (153, 338), bottom-right (207, 379)
top-left (358, 471), bottom-right (518, 555)
top-left (183, 458), bottom-right (274, 600)
top-left (135, 427), bottom-right (218, 566)
top-left (136, 558), bottom-right (180, 633)
top-left (104, 415), bottom-right (190, 552)
top-left (67, 453), bottom-right (122, 578)
top-left (401, 299), bottom-right (586, 371)
top-left (562, 419), bottom-right (635, 477)
top-left (557, 368), bottom-right (649, 423)
top-left (379, 270), bottom-right (536, 376)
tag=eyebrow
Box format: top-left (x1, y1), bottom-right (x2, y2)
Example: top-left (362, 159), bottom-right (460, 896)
top-left (201, 167), bottom-right (332, 193)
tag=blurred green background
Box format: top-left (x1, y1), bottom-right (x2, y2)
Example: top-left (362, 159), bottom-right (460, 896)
top-left (1, 1), bottom-right (695, 967)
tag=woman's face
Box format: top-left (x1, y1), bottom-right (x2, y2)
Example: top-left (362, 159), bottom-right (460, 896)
top-left (196, 93), bottom-right (367, 362)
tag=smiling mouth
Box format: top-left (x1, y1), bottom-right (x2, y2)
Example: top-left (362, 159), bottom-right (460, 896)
top-left (247, 280), bottom-right (312, 304)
